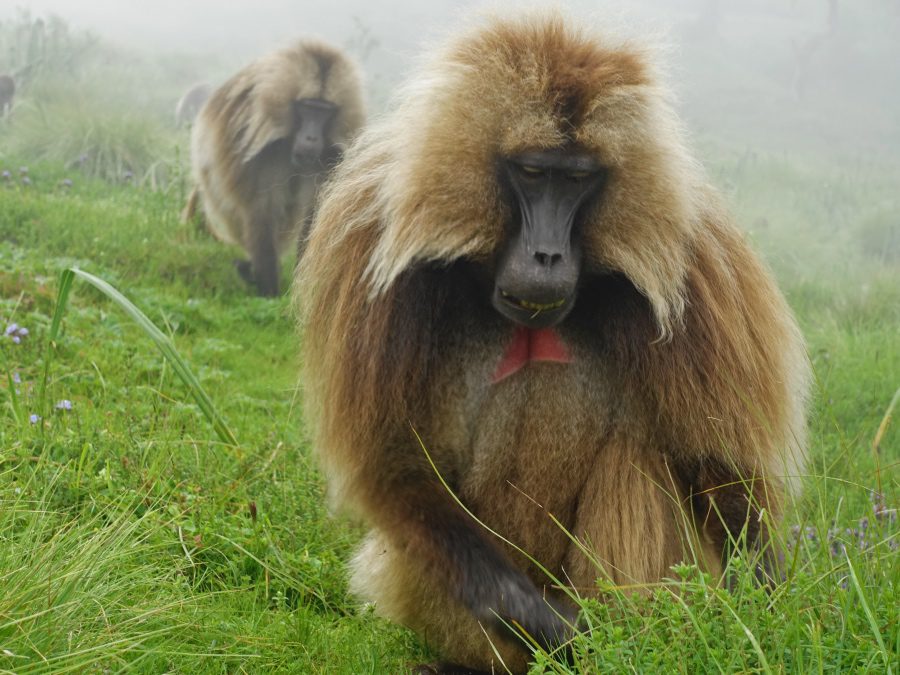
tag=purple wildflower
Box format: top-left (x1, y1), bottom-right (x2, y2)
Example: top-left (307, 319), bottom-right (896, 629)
top-left (61, 178), bottom-right (73, 188)
top-left (29, 413), bottom-right (40, 424)
top-left (18, 166), bottom-right (28, 175)
top-left (21, 176), bottom-right (31, 186)
top-left (5, 324), bottom-right (28, 343)
top-left (55, 399), bottom-right (73, 411)
top-left (123, 170), bottom-right (134, 181)
top-left (12, 372), bottom-right (20, 384)
top-left (1, 170), bottom-right (10, 181)
top-left (871, 492), bottom-right (897, 524)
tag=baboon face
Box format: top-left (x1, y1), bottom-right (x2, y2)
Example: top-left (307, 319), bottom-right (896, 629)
top-left (290, 98), bottom-right (338, 169)
top-left (492, 147), bottom-right (608, 329)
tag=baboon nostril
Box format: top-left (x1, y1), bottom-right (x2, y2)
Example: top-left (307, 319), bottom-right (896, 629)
top-left (534, 251), bottom-right (562, 267)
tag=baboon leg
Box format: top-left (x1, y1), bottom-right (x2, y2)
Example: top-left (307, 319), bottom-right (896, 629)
top-left (692, 461), bottom-right (782, 586)
top-left (351, 532), bottom-right (533, 675)
top-left (564, 441), bottom-right (716, 591)
top-left (182, 186), bottom-right (213, 236)
top-left (246, 219), bottom-right (280, 297)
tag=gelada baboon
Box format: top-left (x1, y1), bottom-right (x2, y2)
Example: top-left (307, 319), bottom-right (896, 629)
top-left (0, 75), bottom-right (14, 117)
top-left (174, 82), bottom-right (212, 127)
top-left (296, 13), bottom-right (809, 674)
top-left (187, 40), bottom-right (364, 296)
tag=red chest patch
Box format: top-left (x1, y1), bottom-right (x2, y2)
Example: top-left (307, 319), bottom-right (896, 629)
top-left (491, 326), bottom-right (573, 383)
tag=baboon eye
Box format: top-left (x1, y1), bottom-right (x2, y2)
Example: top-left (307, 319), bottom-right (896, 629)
top-left (518, 164), bottom-right (544, 176)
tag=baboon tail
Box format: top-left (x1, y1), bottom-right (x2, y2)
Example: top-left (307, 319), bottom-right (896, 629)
top-left (181, 186), bottom-right (200, 224)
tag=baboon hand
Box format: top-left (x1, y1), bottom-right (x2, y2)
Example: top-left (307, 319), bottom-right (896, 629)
top-left (480, 570), bottom-right (574, 654)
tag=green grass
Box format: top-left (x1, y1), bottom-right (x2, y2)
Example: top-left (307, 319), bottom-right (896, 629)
top-left (0, 162), bottom-right (424, 672)
top-left (0, 149), bottom-right (896, 674)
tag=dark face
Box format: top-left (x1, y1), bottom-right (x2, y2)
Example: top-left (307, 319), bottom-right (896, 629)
top-left (291, 98), bottom-right (338, 169)
top-left (492, 148), bottom-right (607, 328)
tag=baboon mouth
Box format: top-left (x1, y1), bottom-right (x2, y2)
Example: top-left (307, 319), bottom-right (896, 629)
top-left (500, 290), bottom-right (567, 313)
top-left (292, 155), bottom-right (322, 169)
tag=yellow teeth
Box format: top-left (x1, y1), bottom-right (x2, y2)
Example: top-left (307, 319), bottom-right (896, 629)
top-left (501, 291), bottom-right (566, 311)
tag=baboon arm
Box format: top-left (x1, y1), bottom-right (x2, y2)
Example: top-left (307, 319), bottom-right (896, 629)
top-left (246, 216), bottom-right (280, 297)
top-left (691, 459), bottom-right (782, 584)
top-left (358, 475), bottom-right (572, 652)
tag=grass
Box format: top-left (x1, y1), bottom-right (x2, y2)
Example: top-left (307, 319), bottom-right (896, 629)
top-left (0, 162), bottom-right (424, 672)
top-left (0, 151), bottom-right (897, 672)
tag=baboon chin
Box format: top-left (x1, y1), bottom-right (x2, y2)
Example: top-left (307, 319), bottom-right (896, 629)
top-left (295, 12), bottom-right (809, 674)
top-left (186, 40), bottom-right (365, 297)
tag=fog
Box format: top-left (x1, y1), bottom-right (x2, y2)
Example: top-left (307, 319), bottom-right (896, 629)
top-left (6, 0), bottom-right (900, 163)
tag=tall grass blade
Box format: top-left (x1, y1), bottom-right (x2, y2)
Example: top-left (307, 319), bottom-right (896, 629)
top-left (47, 267), bottom-right (238, 447)
top-left (844, 552), bottom-right (893, 675)
top-left (720, 601), bottom-right (773, 675)
top-left (38, 265), bottom-right (75, 423)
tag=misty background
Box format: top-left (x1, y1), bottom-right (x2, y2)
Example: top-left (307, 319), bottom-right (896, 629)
top-left (6, 0), bottom-right (900, 158)
top-left (1, 0), bottom-right (898, 277)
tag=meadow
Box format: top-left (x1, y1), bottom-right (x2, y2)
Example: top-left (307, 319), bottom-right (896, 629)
top-left (0, 9), bottom-right (897, 674)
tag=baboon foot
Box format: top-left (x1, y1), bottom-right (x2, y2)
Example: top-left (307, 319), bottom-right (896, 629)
top-left (411, 663), bottom-right (490, 675)
top-left (234, 259), bottom-right (254, 285)
top-left (254, 274), bottom-right (279, 297)
top-left (233, 259), bottom-right (279, 296)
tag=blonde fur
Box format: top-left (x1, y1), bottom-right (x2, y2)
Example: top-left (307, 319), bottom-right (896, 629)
top-left (188, 40), bottom-right (365, 294)
top-left (295, 12), bottom-right (809, 673)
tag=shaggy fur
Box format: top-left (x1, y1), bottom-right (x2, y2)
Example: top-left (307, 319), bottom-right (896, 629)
top-left (188, 40), bottom-right (365, 295)
top-left (0, 75), bottom-right (14, 116)
top-left (175, 82), bottom-right (212, 127)
top-left (295, 13), bottom-right (809, 673)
